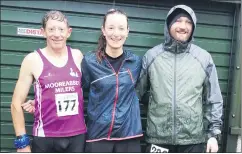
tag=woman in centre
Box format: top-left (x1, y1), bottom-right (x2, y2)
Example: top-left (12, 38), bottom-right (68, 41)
top-left (82, 9), bottom-right (143, 152)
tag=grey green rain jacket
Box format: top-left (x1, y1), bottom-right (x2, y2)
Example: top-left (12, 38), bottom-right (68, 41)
top-left (137, 5), bottom-right (223, 145)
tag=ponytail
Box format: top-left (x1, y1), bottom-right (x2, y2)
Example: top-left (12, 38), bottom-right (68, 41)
top-left (96, 34), bottom-right (106, 62)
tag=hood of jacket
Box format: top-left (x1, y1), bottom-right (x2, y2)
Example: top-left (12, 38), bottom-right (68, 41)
top-left (163, 5), bottom-right (197, 54)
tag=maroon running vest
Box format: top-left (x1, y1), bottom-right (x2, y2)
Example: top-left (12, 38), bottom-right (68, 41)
top-left (33, 46), bottom-right (86, 137)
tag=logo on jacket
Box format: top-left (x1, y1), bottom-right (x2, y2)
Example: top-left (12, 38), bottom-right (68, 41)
top-left (70, 68), bottom-right (79, 77)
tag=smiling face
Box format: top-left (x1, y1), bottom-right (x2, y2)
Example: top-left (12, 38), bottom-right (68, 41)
top-left (41, 17), bottom-right (72, 51)
top-left (169, 16), bottom-right (193, 42)
top-left (102, 13), bottom-right (129, 50)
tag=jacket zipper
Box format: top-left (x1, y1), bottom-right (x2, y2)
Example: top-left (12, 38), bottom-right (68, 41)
top-left (127, 69), bottom-right (134, 84)
top-left (172, 46), bottom-right (177, 144)
top-left (105, 57), bottom-right (127, 139)
top-left (107, 73), bottom-right (119, 139)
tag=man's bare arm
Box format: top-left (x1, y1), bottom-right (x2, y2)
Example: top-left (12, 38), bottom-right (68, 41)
top-left (11, 53), bottom-right (34, 136)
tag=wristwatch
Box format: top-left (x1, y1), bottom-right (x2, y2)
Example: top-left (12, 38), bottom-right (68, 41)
top-left (14, 134), bottom-right (30, 149)
top-left (212, 134), bottom-right (221, 141)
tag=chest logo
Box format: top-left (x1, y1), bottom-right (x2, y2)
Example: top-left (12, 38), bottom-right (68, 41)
top-left (70, 68), bottom-right (79, 77)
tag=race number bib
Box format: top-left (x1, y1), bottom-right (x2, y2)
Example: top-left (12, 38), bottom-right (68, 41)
top-left (150, 144), bottom-right (169, 153)
top-left (55, 93), bottom-right (79, 117)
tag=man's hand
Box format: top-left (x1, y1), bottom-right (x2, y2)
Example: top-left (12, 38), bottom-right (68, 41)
top-left (22, 100), bottom-right (35, 114)
top-left (17, 146), bottom-right (31, 152)
top-left (206, 137), bottom-right (218, 153)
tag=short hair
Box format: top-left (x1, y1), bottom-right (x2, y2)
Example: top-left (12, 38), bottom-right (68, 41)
top-left (41, 10), bottom-right (70, 29)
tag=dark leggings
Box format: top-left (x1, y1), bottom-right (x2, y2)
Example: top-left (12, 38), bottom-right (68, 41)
top-left (31, 133), bottom-right (85, 152)
top-left (85, 138), bottom-right (141, 153)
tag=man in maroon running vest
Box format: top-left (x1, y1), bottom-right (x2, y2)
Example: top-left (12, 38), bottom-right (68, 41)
top-left (11, 10), bottom-right (86, 152)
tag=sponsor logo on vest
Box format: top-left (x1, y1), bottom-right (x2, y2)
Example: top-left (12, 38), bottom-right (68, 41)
top-left (70, 68), bottom-right (79, 77)
top-left (45, 80), bottom-right (80, 93)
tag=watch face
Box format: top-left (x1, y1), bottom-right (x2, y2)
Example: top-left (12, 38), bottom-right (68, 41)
top-left (16, 134), bottom-right (26, 139)
top-left (215, 134), bottom-right (221, 141)
top-left (16, 136), bottom-right (22, 139)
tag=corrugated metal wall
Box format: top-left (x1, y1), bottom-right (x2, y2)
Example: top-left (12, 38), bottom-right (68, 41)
top-left (0, 0), bottom-right (236, 152)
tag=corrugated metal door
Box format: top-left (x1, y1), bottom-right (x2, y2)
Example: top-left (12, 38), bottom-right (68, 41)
top-left (0, 0), bottom-right (236, 152)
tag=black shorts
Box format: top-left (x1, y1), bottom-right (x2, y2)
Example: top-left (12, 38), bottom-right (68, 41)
top-left (85, 138), bottom-right (141, 153)
top-left (146, 143), bottom-right (205, 153)
top-left (31, 133), bottom-right (85, 152)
